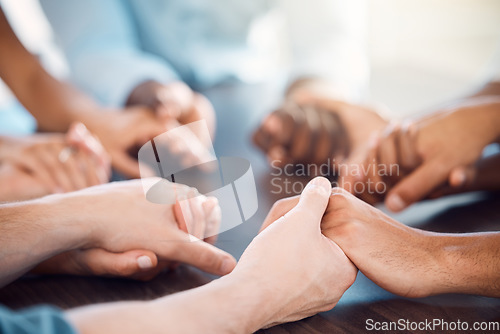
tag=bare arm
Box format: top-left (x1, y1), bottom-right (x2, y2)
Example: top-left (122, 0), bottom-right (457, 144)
top-left (0, 6), bottom-right (103, 132)
top-left (436, 232), bottom-right (500, 296)
top-left (0, 197), bottom-right (85, 286)
top-left (0, 179), bottom-right (236, 287)
top-left (261, 188), bottom-right (500, 298)
top-left (66, 276), bottom-right (266, 334)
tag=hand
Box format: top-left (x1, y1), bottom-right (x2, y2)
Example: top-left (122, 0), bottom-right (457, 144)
top-left (429, 152), bottom-right (500, 198)
top-left (253, 94), bottom-right (387, 169)
top-left (126, 80), bottom-right (216, 137)
top-left (351, 98), bottom-right (500, 211)
top-left (57, 178), bottom-right (235, 276)
top-left (0, 162), bottom-right (48, 201)
top-left (32, 248), bottom-right (169, 282)
top-left (85, 105), bottom-right (215, 179)
top-left (0, 123), bottom-right (110, 199)
top-left (82, 106), bottom-right (165, 178)
top-left (260, 186), bottom-right (449, 298)
top-left (235, 177), bottom-right (357, 329)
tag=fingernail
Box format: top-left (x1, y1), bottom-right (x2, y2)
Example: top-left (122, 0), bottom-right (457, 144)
top-left (386, 194), bottom-right (406, 212)
top-left (220, 258), bottom-right (234, 275)
top-left (307, 177), bottom-right (331, 196)
top-left (137, 256), bottom-right (154, 270)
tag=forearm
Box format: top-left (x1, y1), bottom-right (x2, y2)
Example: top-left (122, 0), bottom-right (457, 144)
top-left (434, 232), bottom-right (500, 297)
top-left (67, 273), bottom-right (272, 334)
top-left (0, 7), bottom-right (103, 132)
top-left (0, 195), bottom-right (87, 286)
top-left (12, 65), bottom-right (104, 132)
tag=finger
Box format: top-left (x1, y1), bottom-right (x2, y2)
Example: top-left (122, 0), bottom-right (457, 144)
top-left (290, 176), bottom-right (332, 225)
top-left (41, 145), bottom-right (75, 192)
top-left (357, 154), bottom-right (380, 205)
top-left (398, 121), bottom-right (421, 170)
top-left (338, 131), bottom-right (378, 194)
top-left (111, 151), bottom-right (141, 178)
top-left (289, 106), bottom-right (313, 162)
top-left (429, 165), bottom-right (477, 198)
top-left (187, 189), bottom-right (206, 240)
top-left (170, 233), bottom-right (237, 275)
top-left (174, 198), bottom-right (188, 233)
top-left (337, 149), bottom-right (364, 194)
top-left (259, 196), bottom-right (300, 233)
top-left (203, 197), bottom-right (221, 244)
top-left (377, 122), bottom-right (400, 178)
top-left (80, 249), bottom-right (158, 277)
top-left (385, 159), bottom-right (449, 212)
top-left (63, 151), bottom-right (88, 190)
top-left (67, 122), bottom-right (112, 177)
top-left (262, 112), bottom-right (285, 150)
top-left (14, 154), bottom-right (60, 193)
top-left (176, 195), bottom-right (195, 235)
top-left (78, 150), bottom-right (106, 186)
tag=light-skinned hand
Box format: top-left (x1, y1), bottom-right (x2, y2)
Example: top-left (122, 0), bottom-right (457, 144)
top-left (0, 123), bottom-right (110, 200)
top-left (243, 177), bottom-right (357, 328)
top-left (47, 178), bottom-right (235, 276)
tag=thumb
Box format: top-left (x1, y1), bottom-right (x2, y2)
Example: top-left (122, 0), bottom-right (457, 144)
top-left (385, 159), bottom-right (448, 212)
top-left (291, 177), bottom-right (332, 224)
top-left (172, 233), bottom-right (236, 276)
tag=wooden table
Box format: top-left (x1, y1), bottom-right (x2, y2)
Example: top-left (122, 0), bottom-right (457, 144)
top-left (1, 84), bottom-right (499, 333)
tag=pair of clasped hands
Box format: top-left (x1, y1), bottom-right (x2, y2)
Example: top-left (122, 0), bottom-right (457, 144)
top-left (254, 88), bottom-right (500, 213)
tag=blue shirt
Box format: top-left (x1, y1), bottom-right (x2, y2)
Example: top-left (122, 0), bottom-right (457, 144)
top-left (0, 305), bottom-right (76, 334)
top-left (40, 0), bottom-right (368, 106)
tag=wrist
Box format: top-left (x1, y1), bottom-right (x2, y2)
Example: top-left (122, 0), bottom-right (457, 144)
top-left (149, 270), bottom-right (276, 333)
top-left (36, 193), bottom-right (93, 251)
top-left (211, 271), bottom-right (276, 332)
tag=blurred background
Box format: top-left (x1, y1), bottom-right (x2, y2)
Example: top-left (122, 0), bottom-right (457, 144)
top-left (1, 0), bottom-right (499, 118)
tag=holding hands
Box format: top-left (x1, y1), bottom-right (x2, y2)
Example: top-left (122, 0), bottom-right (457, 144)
top-left (234, 177), bottom-right (357, 329)
top-left (343, 97), bottom-right (500, 211)
top-left (253, 81), bottom-right (387, 168)
top-left (261, 179), bottom-right (500, 299)
top-left (0, 123), bottom-right (110, 201)
top-left (40, 179), bottom-right (234, 279)
top-left (0, 178), bottom-right (235, 286)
